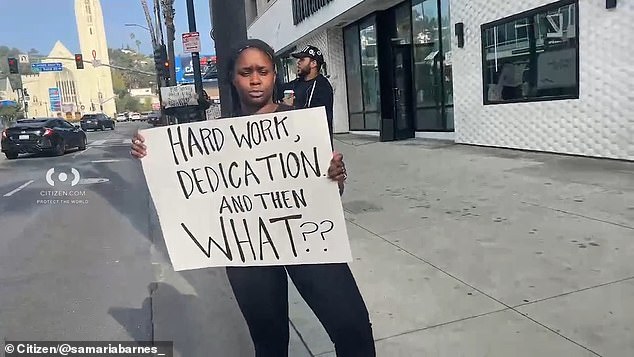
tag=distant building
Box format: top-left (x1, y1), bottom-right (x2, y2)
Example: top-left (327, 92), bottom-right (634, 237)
top-left (21, 0), bottom-right (116, 119)
top-left (0, 78), bottom-right (17, 102)
top-left (129, 87), bottom-right (159, 110)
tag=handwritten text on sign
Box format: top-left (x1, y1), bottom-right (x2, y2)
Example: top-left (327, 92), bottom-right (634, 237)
top-left (140, 107), bottom-right (352, 271)
top-left (160, 85), bottom-right (198, 108)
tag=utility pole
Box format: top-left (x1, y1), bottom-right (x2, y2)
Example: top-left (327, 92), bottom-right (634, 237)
top-left (161, 0), bottom-right (177, 86)
top-left (185, 0), bottom-right (204, 107)
top-left (210, 0), bottom-right (247, 117)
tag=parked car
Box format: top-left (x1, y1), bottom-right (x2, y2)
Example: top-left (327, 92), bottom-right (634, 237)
top-left (115, 113), bottom-right (128, 122)
top-left (141, 111), bottom-right (153, 121)
top-left (80, 113), bottom-right (115, 131)
top-left (147, 112), bottom-right (162, 126)
top-left (1, 118), bottom-right (87, 159)
top-left (129, 112), bottom-right (142, 121)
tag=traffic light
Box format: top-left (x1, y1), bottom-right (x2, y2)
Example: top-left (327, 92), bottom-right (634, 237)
top-left (7, 57), bottom-right (19, 74)
top-left (75, 54), bottom-right (84, 69)
top-left (153, 45), bottom-right (169, 80)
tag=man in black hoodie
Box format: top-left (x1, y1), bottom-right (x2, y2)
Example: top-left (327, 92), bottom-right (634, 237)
top-left (280, 45), bottom-right (334, 143)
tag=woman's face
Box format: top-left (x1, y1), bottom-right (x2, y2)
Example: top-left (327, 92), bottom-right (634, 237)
top-left (232, 48), bottom-right (276, 109)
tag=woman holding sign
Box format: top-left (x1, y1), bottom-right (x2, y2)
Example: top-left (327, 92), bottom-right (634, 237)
top-left (130, 39), bottom-right (376, 357)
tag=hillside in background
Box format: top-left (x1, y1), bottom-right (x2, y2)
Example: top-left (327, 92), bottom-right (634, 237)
top-left (108, 47), bottom-right (156, 113)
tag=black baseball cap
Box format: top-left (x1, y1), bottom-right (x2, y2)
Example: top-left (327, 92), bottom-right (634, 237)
top-left (292, 45), bottom-right (325, 64)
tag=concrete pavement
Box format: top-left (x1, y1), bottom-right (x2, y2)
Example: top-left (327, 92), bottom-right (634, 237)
top-left (293, 134), bottom-right (632, 357)
top-left (1, 126), bottom-right (632, 356)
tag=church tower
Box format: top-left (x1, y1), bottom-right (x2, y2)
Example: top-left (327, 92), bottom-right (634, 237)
top-left (74, 0), bottom-right (116, 116)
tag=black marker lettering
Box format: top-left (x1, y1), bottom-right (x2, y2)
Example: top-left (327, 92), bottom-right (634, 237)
top-left (286, 152), bottom-right (301, 178)
top-left (213, 128), bottom-right (225, 151)
top-left (253, 192), bottom-right (269, 210)
top-left (250, 121), bottom-right (262, 146)
top-left (301, 147), bottom-right (321, 177)
top-left (255, 153), bottom-right (277, 181)
top-left (292, 189), bottom-right (307, 207)
top-left (281, 190), bottom-right (292, 209)
top-left (243, 161), bottom-right (260, 186)
top-left (176, 170), bottom-right (194, 199)
top-left (204, 166), bottom-right (220, 192)
top-left (269, 214), bottom-right (302, 258)
top-left (181, 221), bottom-right (232, 260)
top-left (271, 191), bottom-right (282, 209)
top-left (274, 116), bottom-right (289, 138)
top-left (199, 128), bottom-right (214, 154)
top-left (168, 126), bottom-right (186, 165)
top-left (278, 153), bottom-right (288, 178)
top-left (258, 217), bottom-right (279, 260)
top-left (260, 119), bottom-right (273, 141)
top-left (228, 162), bottom-right (241, 188)
top-left (219, 196), bottom-right (233, 214)
top-left (187, 127), bottom-right (205, 158)
top-left (230, 124), bottom-right (252, 149)
top-left (217, 162), bottom-right (230, 189)
top-left (191, 168), bottom-right (207, 196)
top-left (230, 218), bottom-right (256, 263)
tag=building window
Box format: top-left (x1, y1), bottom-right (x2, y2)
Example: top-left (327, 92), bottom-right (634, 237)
top-left (359, 19), bottom-right (380, 130)
top-left (292, 0), bottom-right (334, 25)
top-left (411, 0), bottom-right (453, 130)
top-left (482, 0), bottom-right (579, 104)
top-left (344, 16), bottom-right (380, 131)
top-left (344, 25), bottom-right (364, 130)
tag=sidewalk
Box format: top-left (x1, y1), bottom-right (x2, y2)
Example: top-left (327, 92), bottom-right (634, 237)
top-left (151, 134), bottom-right (634, 357)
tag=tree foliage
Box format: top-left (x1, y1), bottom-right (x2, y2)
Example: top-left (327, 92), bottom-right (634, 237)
top-left (0, 103), bottom-right (25, 125)
top-left (109, 47), bottom-right (156, 113)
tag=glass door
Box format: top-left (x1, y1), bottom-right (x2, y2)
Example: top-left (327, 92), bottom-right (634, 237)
top-left (393, 45), bottom-right (415, 139)
top-left (411, 0), bottom-right (453, 131)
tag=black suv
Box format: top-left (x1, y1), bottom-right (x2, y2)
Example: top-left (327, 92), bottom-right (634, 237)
top-left (80, 113), bottom-right (115, 131)
top-left (1, 118), bottom-right (87, 159)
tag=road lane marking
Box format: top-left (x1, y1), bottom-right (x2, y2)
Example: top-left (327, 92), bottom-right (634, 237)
top-left (73, 147), bottom-right (91, 158)
top-left (91, 159), bottom-right (122, 163)
top-left (3, 180), bottom-right (35, 197)
top-left (88, 139), bottom-right (133, 147)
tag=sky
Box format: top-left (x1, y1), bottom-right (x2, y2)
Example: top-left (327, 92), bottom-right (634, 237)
top-left (0, 0), bottom-right (215, 56)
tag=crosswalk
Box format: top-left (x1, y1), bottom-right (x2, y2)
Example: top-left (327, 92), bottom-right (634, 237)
top-left (88, 139), bottom-right (132, 147)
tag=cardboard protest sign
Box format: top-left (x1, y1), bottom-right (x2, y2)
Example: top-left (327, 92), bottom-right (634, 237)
top-left (139, 107), bottom-right (352, 271)
top-left (160, 84), bottom-right (198, 108)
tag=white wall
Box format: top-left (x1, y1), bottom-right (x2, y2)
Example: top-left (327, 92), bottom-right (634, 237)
top-left (451, 0), bottom-right (634, 160)
top-left (247, 0), bottom-right (363, 52)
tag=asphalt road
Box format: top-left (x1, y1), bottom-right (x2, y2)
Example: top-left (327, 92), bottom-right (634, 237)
top-left (0, 122), bottom-right (262, 356)
top-left (0, 122), bottom-right (155, 340)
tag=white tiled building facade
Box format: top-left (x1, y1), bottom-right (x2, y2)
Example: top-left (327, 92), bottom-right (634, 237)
top-left (245, 0), bottom-right (633, 161)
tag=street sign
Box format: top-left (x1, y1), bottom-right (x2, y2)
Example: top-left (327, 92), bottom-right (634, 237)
top-left (182, 32), bottom-right (201, 53)
top-left (49, 87), bottom-right (62, 112)
top-left (18, 54), bottom-right (29, 64)
top-left (32, 63), bottom-right (63, 72)
top-left (92, 59), bottom-right (102, 67)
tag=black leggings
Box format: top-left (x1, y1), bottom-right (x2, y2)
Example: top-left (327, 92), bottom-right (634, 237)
top-left (226, 263), bottom-right (376, 357)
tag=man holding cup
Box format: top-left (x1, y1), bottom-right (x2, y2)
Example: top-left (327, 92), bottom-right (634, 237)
top-left (280, 45), bottom-right (334, 144)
